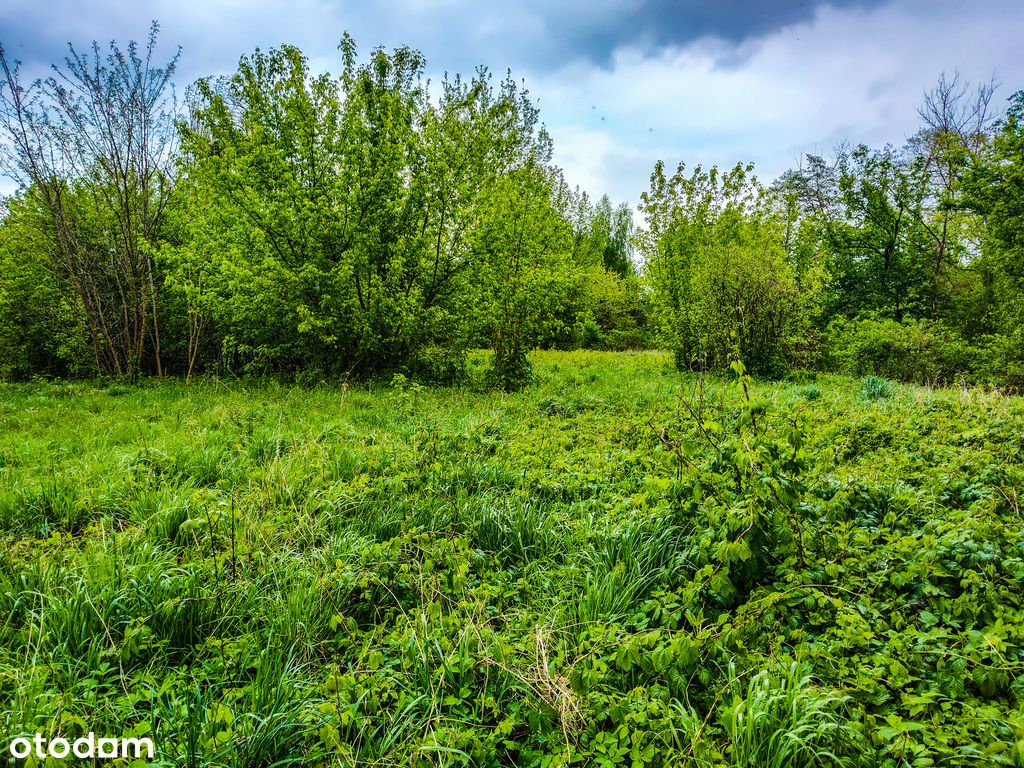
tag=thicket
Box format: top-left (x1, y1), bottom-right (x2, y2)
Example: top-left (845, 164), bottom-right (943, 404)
top-left (641, 75), bottom-right (1024, 388)
top-left (1, 30), bottom-right (1022, 389)
top-left (0, 27), bottom-right (643, 389)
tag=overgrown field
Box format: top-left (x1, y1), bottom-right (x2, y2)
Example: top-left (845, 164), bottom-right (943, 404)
top-left (1, 351), bottom-right (1023, 767)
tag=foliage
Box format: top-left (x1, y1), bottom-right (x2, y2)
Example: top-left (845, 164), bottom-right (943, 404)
top-left (469, 116), bottom-right (570, 390)
top-left (0, 196), bottom-right (90, 378)
top-left (175, 40), bottom-right (454, 376)
top-left (960, 89), bottom-right (1024, 390)
top-left (787, 145), bottom-right (936, 322)
top-left (4, 23), bottom-right (1024, 766)
top-left (719, 662), bottom-right (862, 768)
top-left (571, 193), bottom-right (635, 278)
top-left (2, 351), bottom-right (1023, 766)
top-left (640, 162), bottom-right (817, 377)
top-left (2, 31), bottom-right (1020, 392)
top-left (822, 314), bottom-right (981, 384)
top-left (0, 23), bottom-right (180, 377)
top-left (0, 31), bottom-right (644, 387)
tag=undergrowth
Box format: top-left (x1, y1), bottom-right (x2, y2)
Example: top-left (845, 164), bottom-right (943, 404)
top-left (1, 350), bottom-right (1022, 766)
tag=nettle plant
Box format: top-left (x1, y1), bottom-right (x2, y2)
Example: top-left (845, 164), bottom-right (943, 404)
top-left (650, 357), bottom-right (809, 609)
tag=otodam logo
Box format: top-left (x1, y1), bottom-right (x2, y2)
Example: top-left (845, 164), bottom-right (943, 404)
top-left (8, 732), bottom-right (155, 761)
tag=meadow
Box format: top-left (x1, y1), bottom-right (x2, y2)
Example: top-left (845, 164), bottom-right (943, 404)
top-left (1, 350), bottom-right (1023, 767)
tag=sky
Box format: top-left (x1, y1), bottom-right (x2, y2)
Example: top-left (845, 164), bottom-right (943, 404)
top-left (1, 0), bottom-right (1022, 206)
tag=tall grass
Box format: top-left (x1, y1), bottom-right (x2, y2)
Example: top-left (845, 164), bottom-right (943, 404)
top-left (719, 662), bottom-right (862, 768)
top-left (570, 519), bottom-right (689, 625)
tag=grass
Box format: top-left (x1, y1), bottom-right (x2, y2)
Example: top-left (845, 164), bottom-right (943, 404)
top-left (1, 350), bottom-right (1023, 766)
top-left (718, 662), bottom-right (860, 768)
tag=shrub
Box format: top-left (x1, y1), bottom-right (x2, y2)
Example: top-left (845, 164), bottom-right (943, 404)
top-left (823, 316), bottom-right (980, 385)
top-left (603, 327), bottom-right (649, 351)
top-left (641, 163), bottom-right (820, 378)
top-left (974, 331), bottom-right (1024, 392)
top-left (489, 342), bottom-right (533, 391)
top-left (573, 314), bottom-right (606, 350)
top-left (409, 344), bottom-right (467, 385)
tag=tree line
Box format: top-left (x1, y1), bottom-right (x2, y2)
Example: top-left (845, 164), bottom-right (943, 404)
top-left (0, 26), bottom-right (642, 388)
top-left (642, 73), bottom-right (1024, 390)
top-left (1, 26), bottom-right (1021, 389)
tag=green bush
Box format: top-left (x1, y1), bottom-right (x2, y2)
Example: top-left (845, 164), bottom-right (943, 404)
top-left (573, 314), bottom-right (606, 350)
top-left (823, 316), bottom-right (981, 385)
top-left (409, 344), bottom-right (467, 385)
top-left (642, 163), bottom-right (822, 378)
top-left (603, 327), bottom-right (650, 351)
top-left (974, 331), bottom-right (1024, 392)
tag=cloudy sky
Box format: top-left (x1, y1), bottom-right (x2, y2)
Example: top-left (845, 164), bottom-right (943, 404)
top-left (1, 0), bottom-right (1022, 205)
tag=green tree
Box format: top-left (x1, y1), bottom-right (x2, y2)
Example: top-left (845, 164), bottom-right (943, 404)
top-left (472, 120), bottom-right (571, 389)
top-left (789, 145), bottom-right (934, 323)
top-left (175, 38), bottom-right (466, 377)
top-left (174, 37), bottom-right (574, 385)
top-left (963, 89), bottom-right (1024, 385)
top-left (910, 72), bottom-right (997, 317)
top-left (641, 161), bottom-right (813, 376)
top-left (584, 194), bottom-right (635, 278)
top-left (0, 195), bottom-right (90, 377)
top-left (0, 24), bottom-right (180, 377)
top-left (176, 40), bottom-right (409, 375)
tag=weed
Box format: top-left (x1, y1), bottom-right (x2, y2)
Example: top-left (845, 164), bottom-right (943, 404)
top-left (858, 375), bottom-right (897, 401)
top-left (0, 351), bottom-right (1021, 765)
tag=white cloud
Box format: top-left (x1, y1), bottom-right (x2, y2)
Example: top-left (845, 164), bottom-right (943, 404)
top-left (530, 0), bottom-right (1024, 207)
top-left (1, 0), bottom-right (1022, 210)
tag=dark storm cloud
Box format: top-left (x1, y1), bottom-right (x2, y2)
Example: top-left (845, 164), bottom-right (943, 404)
top-left (538, 0), bottom-right (887, 67)
top-left (333, 0), bottom-right (891, 73)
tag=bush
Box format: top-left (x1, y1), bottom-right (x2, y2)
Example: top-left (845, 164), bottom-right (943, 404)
top-left (642, 163), bottom-right (820, 378)
top-left (785, 369), bottom-right (819, 384)
top-left (974, 331), bottom-right (1024, 392)
top-left (489, 343), bottom-right (533, 391)
top-left (823, 316), bottom-right (981, 385)
top-left (573, 314), bottom-right (606, 350)
top-left (409, 344), bottom-right (467, 385)
top-left (603, 327), bottom-right (650, 351)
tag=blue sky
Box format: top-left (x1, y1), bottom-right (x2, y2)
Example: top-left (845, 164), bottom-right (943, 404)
top-left (1, 0), bottom-right (1022, 205)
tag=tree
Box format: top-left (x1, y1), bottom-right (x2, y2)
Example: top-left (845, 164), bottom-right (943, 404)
top-left (174, 38), bottom-right (571, 385)
top-left (582, 194), bottom-right (635, 278)
top-left (0, 23), bottom-right (180, 376)
top-left (962, 89), bottom-right (1024, 386)
top-left (469, 79), bottom-right (572, 389)
top-left (788, 145), bottom-right (933, 322)
top-left (0, 194), bottom-right (90, 378)
top-left (641, 161), bottom-right (813, 376)
top-left (176, 39), bottom-right (442, 376)
top-left (908, 72), bottom-right (998, 316)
